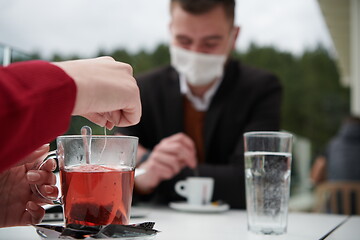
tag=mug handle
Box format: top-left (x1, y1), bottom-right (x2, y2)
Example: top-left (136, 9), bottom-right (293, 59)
top-left (30, 150), bottom-right (62, 205)
top-left (174, 180), bottom-right (188, 198)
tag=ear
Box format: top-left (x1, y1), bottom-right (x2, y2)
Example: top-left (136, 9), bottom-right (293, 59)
top-left (231, 26), bottom-right (240, 50)
top-left (169, 21), bottom-right (173, 33)
top-left (168, 22), bottom-right (175, 44)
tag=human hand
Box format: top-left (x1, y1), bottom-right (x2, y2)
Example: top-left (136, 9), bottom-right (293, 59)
top-left (135, 133), bottom-right (197, 194)
top-left (0, 144), bottom-right (58, 227)
top-left (310, 155), bottom-right (327, 184)
top-left (52, 56), bottom-right (141, 129)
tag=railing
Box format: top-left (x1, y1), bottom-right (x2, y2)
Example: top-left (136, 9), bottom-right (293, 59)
top-left (0, 43), bottom-right (34, 66)
top-left (0, 44), bottom-right (12, 66)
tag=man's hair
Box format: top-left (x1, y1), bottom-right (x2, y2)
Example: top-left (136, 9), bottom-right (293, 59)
top-left (170, 0), bottom-right (236, 25)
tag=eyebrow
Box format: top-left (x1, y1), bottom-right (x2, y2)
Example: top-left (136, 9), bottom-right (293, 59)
top-left (176, 35), bottom-right (191, 41)
top-left (175, 34), bottom-right (224, 41)
top-left (202, 35), bottom-right (223, 41)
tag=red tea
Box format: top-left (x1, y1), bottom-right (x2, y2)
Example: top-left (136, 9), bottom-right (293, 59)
top-left (60, 164), bottom-right (134, 226)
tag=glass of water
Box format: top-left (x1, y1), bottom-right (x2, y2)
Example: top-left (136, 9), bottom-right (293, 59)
top-left (244, 131), bottom-right (293, 235)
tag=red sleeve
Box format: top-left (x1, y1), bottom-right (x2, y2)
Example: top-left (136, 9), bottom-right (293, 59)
top-left (0, 60), bottom-right (77, 172)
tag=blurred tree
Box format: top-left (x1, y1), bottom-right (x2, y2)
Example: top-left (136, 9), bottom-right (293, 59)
top-left (234, 44), bottom-right (349, 156)
top-left (296, 46), bottom-right (349, 154)
top-left (150, 43), bottom-right (170, 68)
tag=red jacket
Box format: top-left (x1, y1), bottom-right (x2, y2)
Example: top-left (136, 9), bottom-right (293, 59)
top-left (0, 60), bottom-right (76, 172)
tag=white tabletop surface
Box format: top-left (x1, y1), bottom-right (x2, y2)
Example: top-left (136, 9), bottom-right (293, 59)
top-left (135, 207), bottom-right (349, 240)
top-left (0, 206), bottom-right (355, 240)
top-left (325, 216), bottom-right (360, 240)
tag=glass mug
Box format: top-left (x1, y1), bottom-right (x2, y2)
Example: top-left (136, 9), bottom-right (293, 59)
top-left (31, 135), bottom-right (138, 226)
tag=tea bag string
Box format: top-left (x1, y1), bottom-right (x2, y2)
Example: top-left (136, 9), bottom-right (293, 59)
top-left (99, 127), bottom-right (107, 162)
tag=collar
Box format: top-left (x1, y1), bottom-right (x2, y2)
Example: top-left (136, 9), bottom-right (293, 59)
top-left (179, 74), bottom-right (223, 112)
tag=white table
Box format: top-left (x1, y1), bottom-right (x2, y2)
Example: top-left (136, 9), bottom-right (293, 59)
top-left (135, 207), bottom-right (350, 240)
top-left (326, 216), bottom-right (360, 240)
top-left (0, 206), bottom-right (356, 240)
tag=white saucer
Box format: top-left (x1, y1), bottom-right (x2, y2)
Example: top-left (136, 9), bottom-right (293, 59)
top-left (169, 201), bottom-right (230, 213)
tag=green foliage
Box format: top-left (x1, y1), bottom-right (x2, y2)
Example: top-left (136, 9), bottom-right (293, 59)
top-left (11, 43), bottom-right (349, 157)
top-left (234, 44), bottom-right (349, 155)
top-left (94, 43), bottom-right (170, 75)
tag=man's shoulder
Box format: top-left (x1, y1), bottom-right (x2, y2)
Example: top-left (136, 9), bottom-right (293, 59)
top-left (226, 60), bottom-right (281, 92)
top-left (135, 65), bottom-right (179, 97)
top-left (136, 65), bottom-right (175, 83)
top-left (237, 61), bottom-right (279, 83)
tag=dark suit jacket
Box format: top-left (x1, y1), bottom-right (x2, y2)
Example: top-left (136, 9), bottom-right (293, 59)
top-left (119, 59), bottom-right (282, 208)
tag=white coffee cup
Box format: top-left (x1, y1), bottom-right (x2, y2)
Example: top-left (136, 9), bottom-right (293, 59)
top-left (175, 177), bottom-right (214, 205)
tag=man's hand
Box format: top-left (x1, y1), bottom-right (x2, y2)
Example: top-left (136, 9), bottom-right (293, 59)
top-left (135, 133), bottom-right (197, 194)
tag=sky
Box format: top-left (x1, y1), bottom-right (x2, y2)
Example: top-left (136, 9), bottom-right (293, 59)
top-left (0, 0), bottom-right (334, 58)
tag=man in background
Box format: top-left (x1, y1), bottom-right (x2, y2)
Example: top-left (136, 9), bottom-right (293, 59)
top-left (117, 0), bottom-right (282, 208)
top-left (311, 116), bottom-right (360, 184)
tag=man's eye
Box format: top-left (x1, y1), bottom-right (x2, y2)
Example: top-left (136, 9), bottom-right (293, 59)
top-left (178, 39), bottom-right (191, 46)
top-left (203, 42), bottom-right (218, 49)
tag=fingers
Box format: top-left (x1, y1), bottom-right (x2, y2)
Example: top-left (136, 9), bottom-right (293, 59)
top-left (26, 157), bottom-right (59, 203)
top-left (27, 168), bottom-right (59, 202)
top-left (82, 113), bottom-right (108, 127)
top-left (105, 121), bottom-right (115, 130)
top-left (115, 86), bottom-right (142, 126)
top-left (26, 169), bottom-right (56, 185)
top-left (64, 56), bottom-right (141, 127)
top-left (118, 61), bottom-right (133, 75)
top-left (135, 133), bottom-right (198, 194)
top-left (40, 158), bottom-right (57, 172)
top-left (167, 133), bottom-right (196, 153)
top-left (150, 151), bottom-right (183, 174)
top-left (135, 163), bottom-right (176, 194)
top-left (147, 163), bottom-right (175, 180)
top-left (107, 111), bottom-right (121, 127)
top-left (82, 109), bottom-right (140, 129)
top-left (37, 185), bottom-right (59, 200)
top-left (155, 142), bottom-right (194, 168)
top-left (23, 201), bottom-right (45, 225)
top-left (156, 133), bottom-right (197, 168)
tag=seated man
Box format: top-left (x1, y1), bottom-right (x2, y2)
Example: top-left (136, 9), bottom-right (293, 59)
top-left (117, 0), bottom-right (282, 208)
top-left (311, 115), bottom-right (360, 184)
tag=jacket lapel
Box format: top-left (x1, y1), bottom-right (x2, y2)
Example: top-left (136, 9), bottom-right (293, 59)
top-left (204, 60), bottom-right (238, 158)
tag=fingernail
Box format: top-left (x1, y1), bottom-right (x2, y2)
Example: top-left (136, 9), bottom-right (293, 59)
top-left (27, 201), bottom-right (38, 211)
top-left (27, 171), bottom-right (41, 182)
top-left (44, 185), bottom-right (54, 194)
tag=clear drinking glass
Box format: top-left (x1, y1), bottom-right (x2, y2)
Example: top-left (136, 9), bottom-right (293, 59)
top-left (244, 131), bottom-right (293, 235)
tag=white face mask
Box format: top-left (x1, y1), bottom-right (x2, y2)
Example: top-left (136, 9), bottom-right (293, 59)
top-left (170, 45), bottom-right (227, 86)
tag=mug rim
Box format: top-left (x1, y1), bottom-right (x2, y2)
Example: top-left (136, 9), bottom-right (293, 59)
top-left (243, 131), bottom-right (292, 138)
top-left (186, 176), bottom-right (214, 181)
top-left (57, 135), bottom-right (139, 140)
